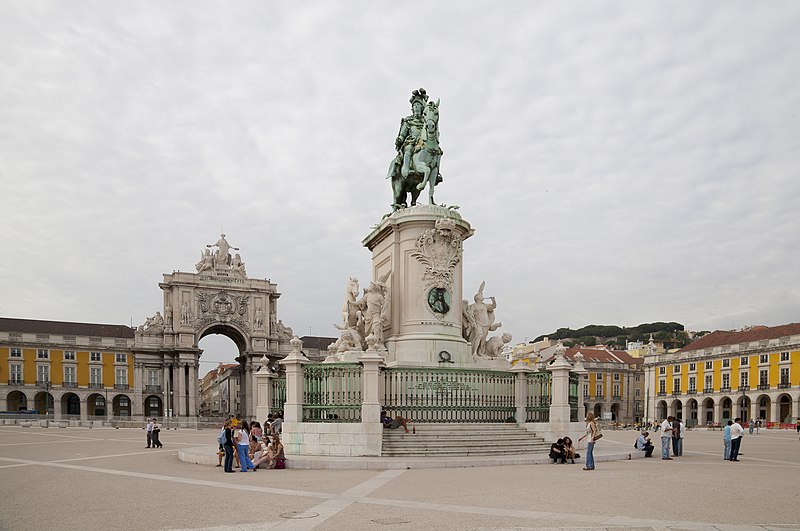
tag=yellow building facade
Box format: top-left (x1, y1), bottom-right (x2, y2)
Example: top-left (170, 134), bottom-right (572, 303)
top-left (1, 318), bottom-right (136, 420)
top-left (644, 323), bottom-right (800, 425)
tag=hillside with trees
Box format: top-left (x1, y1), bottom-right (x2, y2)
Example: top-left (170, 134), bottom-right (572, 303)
top-left (533, 322), bottom-right (691, 350)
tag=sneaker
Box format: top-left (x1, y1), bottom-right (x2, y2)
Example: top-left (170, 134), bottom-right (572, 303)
top-left (662, 457), bottom-right (673, 460)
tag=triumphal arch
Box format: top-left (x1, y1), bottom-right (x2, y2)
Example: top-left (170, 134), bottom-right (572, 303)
top-left (132, 234), bottom-right (295, 421)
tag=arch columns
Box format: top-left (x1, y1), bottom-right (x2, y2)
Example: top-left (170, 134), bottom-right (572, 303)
top-left (52, 395), bottom-right (62, 420)
top-left (176, 362), bottom-right (186, 417)
top-left (188, 363), bottom-right (198, 418)
top-left (714, 400), bottom-right (723, 424)
top-left (133, 363), bottom-right (144, 417)
top-left (80, 398), bottom-right (88, 423)
top-left (770, 398), bottom-right (779, 423)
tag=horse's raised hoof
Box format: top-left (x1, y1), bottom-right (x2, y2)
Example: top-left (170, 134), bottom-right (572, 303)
top-left (416, 183), bottom-right (425, 191)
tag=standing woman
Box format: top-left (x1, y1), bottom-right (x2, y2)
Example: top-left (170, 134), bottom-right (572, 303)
top-left (578, 412), bottom-right (599, 471)
top-left (222, 420), bottom-right (235, 473)
top-left (236, 421), bottom-right (256, 472)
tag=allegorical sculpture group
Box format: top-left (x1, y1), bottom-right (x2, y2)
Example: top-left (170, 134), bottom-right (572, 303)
top-left (195, 234), bottom-right (247, 278)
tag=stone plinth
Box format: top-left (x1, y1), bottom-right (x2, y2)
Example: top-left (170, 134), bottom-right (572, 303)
top-left (362, 205), bottom-right (474, 367)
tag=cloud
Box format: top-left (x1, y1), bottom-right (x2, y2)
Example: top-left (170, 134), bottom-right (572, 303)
top-left (1, 1), bottom-right (798, 362)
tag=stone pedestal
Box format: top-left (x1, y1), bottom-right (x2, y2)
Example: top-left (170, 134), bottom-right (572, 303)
top-left (362, 205), bottom-right (474, 367)
top-left (279, 338), bottom-right (310, 424)
top-left (253, 362), bottom-right (275, 422)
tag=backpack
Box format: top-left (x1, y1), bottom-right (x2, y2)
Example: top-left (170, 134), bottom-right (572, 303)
top-left (218, 429), bottom-right (226, 445)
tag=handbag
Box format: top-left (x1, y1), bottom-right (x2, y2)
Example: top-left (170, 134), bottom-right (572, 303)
top-left (592, 433), bottom-right (603, 441)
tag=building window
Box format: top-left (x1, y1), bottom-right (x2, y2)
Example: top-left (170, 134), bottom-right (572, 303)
top-left (635, 388), bottom-right (641, 397)
top-left (64, 366), bottom-right (76, 384)
top-left (780, 367), bottom-right (789, 385)
top-left (705, 361), bottom-right (713, 370)
top-left (705, 374), bottom-right (713, 390)
top-left (759, 354), bottom-right (769, 364)
top-left (115, 353), bottom-right (126, 363)
top-left (689, 363), bottom-right (696, 372)
top-left (740, 357), bottom-right (748, 366)
top-left (722, 359), bottom-right (730, 368)
top-left (659, 367), bottom-right (666, 375)
top-left (90, 352), bottom-right (102, 362)
top-left (659, 380), bottom-right (666, 394)
top-left (10, 347), bottom-right (22, 358)
top-left (635, 374), bottom-right (640, 382)
top-left (147, 370), bottom-right (159, 387)
top-left (37, 349), bottom-right (49, 360)
top-left (37, 365), bottom-right (50, 384)
top-left (673, 365), bottom-right (681, 373)
top-left (688, 376), bottom-right (696, 392)
top-left (722, 373), bottom-right (730, 389)
top-left (613, 373), bottom-right (620, 381)
top-left (583, 384), bottom-right (589, 398)
top-left (64, 351), bottom-right (76, 361)
top-left (595, 384), bottom-right (603, 398)
top-left (673, 378), bottom-right (681, 393)
top-left (759, 369), bottom-right (768, 386)
top-left (613, 384), bottom-right (620, 397)
top-left (115, 368), bottom-right (128, 385)
top-left (740, 372), bottom-right (748, 387)
top-left (90, 367), bottom-right (102, 386)
top-left (596, 373), bottom-right (603, 380)
top-left (11, 364), bottom-right (23, 383)
top-left (780, 352), bottom-right (790, 362)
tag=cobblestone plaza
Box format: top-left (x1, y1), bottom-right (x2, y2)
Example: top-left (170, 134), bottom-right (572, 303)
top-left (1, 426), bottom-right (798, 530)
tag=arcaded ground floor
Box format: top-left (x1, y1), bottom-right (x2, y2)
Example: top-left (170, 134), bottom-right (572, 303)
top-left (0, 426), bottom-right (798, 530)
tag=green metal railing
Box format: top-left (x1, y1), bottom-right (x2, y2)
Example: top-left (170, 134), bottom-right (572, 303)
top-left (525, 371), bottom-right (551, 422)
top-left (302, 364), bottom-right (362, 422)
top-left (569, 373), bottom-right (579, 422)
top-left (382, 367), bottom-right (516, 423)
top-left (271, 377), bottom-right (286, 412)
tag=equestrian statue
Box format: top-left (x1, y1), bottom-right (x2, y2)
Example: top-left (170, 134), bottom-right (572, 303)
top-left (387, 88), bottom-right (443, 211)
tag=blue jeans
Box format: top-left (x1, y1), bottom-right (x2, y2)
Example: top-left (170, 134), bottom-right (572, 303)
top-left (585, 441), bottom-right (595, 469)
top-left (237, 444), bottom-right (254, 471)
top-left (723, 438), bottom-right (731, 460)
top-left (673, 437), bottom-right (683, 456)
top-left (661, 436), bottom-right (671, 459)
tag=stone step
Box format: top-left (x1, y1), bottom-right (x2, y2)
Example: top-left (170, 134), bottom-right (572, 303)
top-left (382, 423), bottom-right (549, 457)
top-left (382, 448), bottom-right (551, 457)
top-left (383, 433), bottom-right (545, 441)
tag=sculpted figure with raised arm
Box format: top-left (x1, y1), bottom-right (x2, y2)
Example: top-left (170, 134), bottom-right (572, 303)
top-left (468, 282), bottom-right (502, 357)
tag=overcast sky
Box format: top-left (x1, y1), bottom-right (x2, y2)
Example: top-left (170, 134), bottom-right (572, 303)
top-left (2, 2), bottom-right (798, 373)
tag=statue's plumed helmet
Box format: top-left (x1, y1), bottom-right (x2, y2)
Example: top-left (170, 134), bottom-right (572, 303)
top-left (409, 88), bottom-right (428, 107)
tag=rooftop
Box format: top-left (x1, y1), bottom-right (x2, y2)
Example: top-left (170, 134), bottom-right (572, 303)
top-left (0, 317), bottom-right (135, 339)
top-left (678, 323), bottom-right (800, 353)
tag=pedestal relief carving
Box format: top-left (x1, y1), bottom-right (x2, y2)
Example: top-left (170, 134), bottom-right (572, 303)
top-left (411, 217), bottom-right (462, 319)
